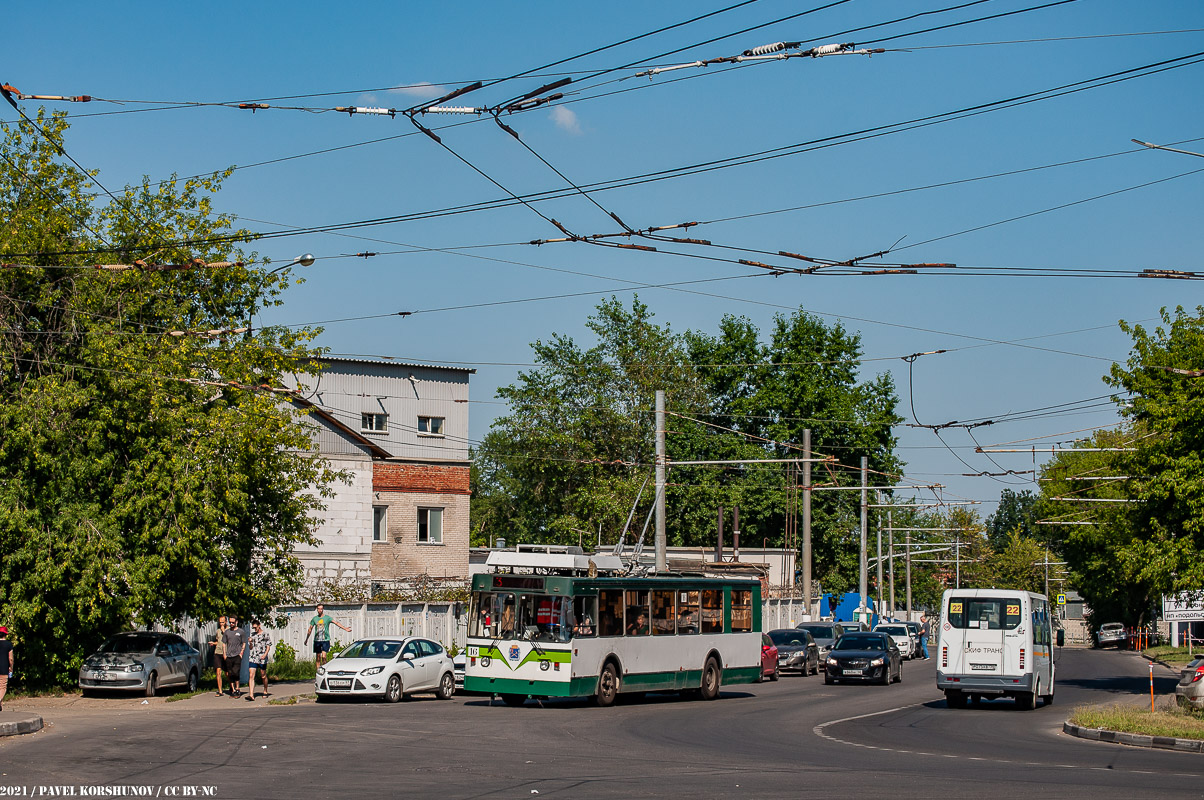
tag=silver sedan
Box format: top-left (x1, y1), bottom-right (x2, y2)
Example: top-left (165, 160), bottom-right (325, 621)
top-left (316, 637), bottom-right (456, 702)
top-left (79, 632), bottom-right (203, 697)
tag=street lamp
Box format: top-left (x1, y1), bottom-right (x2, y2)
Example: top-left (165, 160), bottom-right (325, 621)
top-left (266, 253), bottom-right (316, 276)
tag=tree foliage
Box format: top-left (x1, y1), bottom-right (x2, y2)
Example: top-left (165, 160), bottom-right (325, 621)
top-left (0, 112), bottom-right (334, 686)
top-left (986, 530), bottom-right (1046, 594)
top-left (472, 298), bottom-right (903, 598)
top-left (985, 489), bottom-right (1037, 551)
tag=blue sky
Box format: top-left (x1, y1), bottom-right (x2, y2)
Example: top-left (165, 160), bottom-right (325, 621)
top-left (8, 0), bottom-right (1204, 516)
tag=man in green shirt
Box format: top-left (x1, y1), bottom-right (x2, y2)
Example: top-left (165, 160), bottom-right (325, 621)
top-left (304, 604), bottom-right (351, 669)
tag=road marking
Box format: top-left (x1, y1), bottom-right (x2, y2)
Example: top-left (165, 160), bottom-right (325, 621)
top-left (813, 703), bottom-right (1204, 778)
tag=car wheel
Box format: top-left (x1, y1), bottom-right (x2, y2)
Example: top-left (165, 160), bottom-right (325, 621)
top-left (879, 668), bottom-right (890, 686)
top-left (594, 662), bottom-right (620, 707)
top-left (1017, 690), bottom-right (1038, 710)
top-left (145, 672), bottom-right (158, 698)
top-left (315, 693), bottom-right (329, 703)
top-left (187, 670), bottom-right (198, 693)
top-left (769, 667), bottom-right (779, 682)
top-left (501, 693), bottom-right (528, 707)
top-left (1042, 687), bottom-right (1055, 706)
top-left (385, 674), bottom-right (403, 703)
top-left (699, 657), bottom-right (721, 701)
top-left (824, 673), bottom-right (834, 685)
top-left (436, 672), bottom-right (455, 700)
top-left (894, 666), bottom-right (902, 684)
top-left (811, 659), bottom-right (820, 676)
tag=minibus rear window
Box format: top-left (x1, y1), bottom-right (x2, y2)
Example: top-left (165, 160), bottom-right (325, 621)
top-left (947, 598), bottom-right (1022, 630)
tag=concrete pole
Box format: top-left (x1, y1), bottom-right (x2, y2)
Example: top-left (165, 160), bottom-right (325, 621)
top-left (655, 390), bottom-right (666, 572)
top-left (875, 489), bottom-right (883, 620)
top-left (905, 532), bottom-right (913, 619)
top-left (802, 430), bottom-right (813, 619)
top-left (859, 456), bottom-right (868, 617)
top-left (888, 506), bottom-right (896, 619)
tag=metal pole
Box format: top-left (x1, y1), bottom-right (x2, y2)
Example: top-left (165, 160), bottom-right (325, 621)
top-left (655, 389), bottom-right (666, 572)
top-left (802, 430), bottom-right (813, 620)
top-left (955, 537), bottom-right (961, 589)
top-left (859, 456), bottom-right (868, 618)
top-left (732, 506), bottom-right (740, 561)
top-left (905, 532), bottom-right (913, 618)
top-left (1044, 545), bottom-right (1050, 598)
top-left (716, 505), bottom-right (724, 563)
top-left (875, 489), bottom-right (883, 620)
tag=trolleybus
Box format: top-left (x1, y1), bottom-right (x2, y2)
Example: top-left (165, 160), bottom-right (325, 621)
top-left (464, 545), bottom-right (763, 706)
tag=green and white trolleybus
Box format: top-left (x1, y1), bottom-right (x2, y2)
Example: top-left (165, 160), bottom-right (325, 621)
top-left (465, 545), bottom-right (763, 706)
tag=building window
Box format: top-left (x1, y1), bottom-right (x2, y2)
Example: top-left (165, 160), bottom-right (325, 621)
top-left (418, 507), bottom-right (443, 545)
top-left (362, 412), bottom-right (388, 433)
top-left (372, 505), bottom-right (387, 543)
top-left (418, 416), bottom-right (445, 436)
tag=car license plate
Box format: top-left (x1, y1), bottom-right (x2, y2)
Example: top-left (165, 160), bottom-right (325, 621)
top-left (843, 669), bottom-right (862, 676)
top-left (88, 670), bottom-right (104, 679)
top-left (328, 679), bottom-right (352, 688)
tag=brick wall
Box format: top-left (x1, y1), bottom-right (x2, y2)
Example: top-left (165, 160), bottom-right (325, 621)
top-left (370, 491), bottom-right (470, 580)
top-left (373, 462), bottom-right (470, 495)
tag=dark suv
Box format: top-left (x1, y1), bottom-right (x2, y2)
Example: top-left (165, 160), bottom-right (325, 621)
top-left (797, 622), bottom-right (843, 660)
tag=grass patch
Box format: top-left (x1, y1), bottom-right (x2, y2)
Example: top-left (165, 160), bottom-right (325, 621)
top-left (268, 693), bottom-right (313, 705)
top-left (1071, 701), bottom-right (1204, 740)
top-left (1143, 646), bottom-right (1201, 669)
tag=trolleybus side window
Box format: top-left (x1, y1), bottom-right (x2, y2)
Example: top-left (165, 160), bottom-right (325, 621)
top-left (731, 589), bottom-right (753, 633)
top-left (470, 592), bottom-right (516, 637)
top-left (626, 590), bottom-right (650, 635)
top-left (677, 591), bottom-right (700, 634)
top-left (572, 596), bottom-right (597, 637)
top-left (651, 590), bottom-right (675, 635)
top-left (598, 590), bottom-right (624, 637)
top-left (701, 589), bottom-right (723, 633)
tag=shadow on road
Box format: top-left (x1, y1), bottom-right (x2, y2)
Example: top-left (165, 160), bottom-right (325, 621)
top-left (462, 690), bottom-right (755, 709)
top-left (1058, 674), bottom-right (1177, 694)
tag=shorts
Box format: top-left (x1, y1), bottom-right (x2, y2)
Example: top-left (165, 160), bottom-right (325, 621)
top-left (313, 640), bottom-right (331, 654)
top-left (213, 654), bottom-right (225, 669)
top-left (249, 661), bottom-right (267, 671)
top-left (224, 656), bottom-right (242, 676)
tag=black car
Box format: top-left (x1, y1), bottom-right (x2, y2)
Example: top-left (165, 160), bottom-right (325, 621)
top-left (823, 632), bottom-right (902, 685)
top-left (769, 629), bottom-right (820, 675)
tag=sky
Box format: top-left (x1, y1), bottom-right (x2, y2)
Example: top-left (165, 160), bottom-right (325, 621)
top-left (6, 0), bottom-right (1204, 518)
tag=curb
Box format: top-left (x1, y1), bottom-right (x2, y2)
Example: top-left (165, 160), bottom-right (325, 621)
top-left (1063, 721), bottom-right (1204, 753)
top-left (0, 714), bottom-right (44, 737)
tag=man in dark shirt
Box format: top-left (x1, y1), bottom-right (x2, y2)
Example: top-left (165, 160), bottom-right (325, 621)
top-left (222, 617), bottom-right (247, 697)
top-left (0, 626), bottom-right (12, 711)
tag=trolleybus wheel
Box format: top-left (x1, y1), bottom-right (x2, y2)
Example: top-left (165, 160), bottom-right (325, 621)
top-left (594, 662), bottom-right (620, 707)
top-left (699, 657), bottom-right (721, 701)
top-left (500, 693), bottom-right (528, 707)
top-left (945, 689), bottom-right (966, 708)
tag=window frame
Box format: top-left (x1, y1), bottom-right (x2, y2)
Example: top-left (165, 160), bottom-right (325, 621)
top-left (417, 416), bottom-right (446, 437)
top-left (417, 507), bottom-right (444, 545)
top-left (361, 412), bottom-right (388, 433)
top-left (372, 505), bottom-right (388, 543)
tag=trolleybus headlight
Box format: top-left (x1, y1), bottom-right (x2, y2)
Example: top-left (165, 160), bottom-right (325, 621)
top-left (540, 660), bottom-right (550, 671)
top-left (481, 656), bottom-right (491, 667)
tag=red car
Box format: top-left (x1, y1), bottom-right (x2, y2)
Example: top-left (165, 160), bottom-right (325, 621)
top-left (760, 633), bottom-right (780, 681)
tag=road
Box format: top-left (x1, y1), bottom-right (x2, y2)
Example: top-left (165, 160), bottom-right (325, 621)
top-left (0, 648), bottom-right (1196, 799)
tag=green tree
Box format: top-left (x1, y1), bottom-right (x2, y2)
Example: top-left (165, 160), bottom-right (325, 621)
top-left (0, 112), bottom-right (335, 687)
top-left (985, 489), bottom-right (1037, 551)
top-left (986, 530), bottom-right (1045, 593)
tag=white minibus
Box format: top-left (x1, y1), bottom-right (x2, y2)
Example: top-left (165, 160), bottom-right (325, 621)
top-left (936, 588), bottom-right (1062, 710)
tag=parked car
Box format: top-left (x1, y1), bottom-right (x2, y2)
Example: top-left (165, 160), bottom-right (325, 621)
top-left (838, 620), bottom-right (869, 635)
top-left (768, 629), bottom-right (819, 675)
top-left (1096, 622), bottom-right (1126, 648)
top-left (78, 631), bottom-right (203, 697)
top-left (452, 651), bottom-right (466, 688)
top-left (1175, 656), bottom-right (1204, 710)
top-left (824, 631), bottom-right (902, 685)
top-left (902, 621), bottom-right (923, 652)
top-left (760, 633), bottom-right (780, 681)
top-left (316, 637), bottom-right (455, 702)
top-left (873, 623), bottom-right (915, 659)
top-left (797, 622), bottom-right (843, 660)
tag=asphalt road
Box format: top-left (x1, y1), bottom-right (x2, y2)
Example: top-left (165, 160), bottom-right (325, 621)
top-left (1, 648), bottom-right (1198, 799)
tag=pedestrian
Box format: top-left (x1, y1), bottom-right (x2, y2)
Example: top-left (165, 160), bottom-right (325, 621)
top-left (208, 616), bottom-right (228, 696)
top-left (919, 614), bottom-right (930, 660)
top-left (246, 620), bottom-right (272, 701)
top-left (304, 604), bottom-right (350, 670)
top-left (0, 626), bottom-right (13, 712)
top-left (222, 615), bottom-right (247, 697)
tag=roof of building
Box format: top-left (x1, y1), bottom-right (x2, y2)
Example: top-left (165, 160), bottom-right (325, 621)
top-left (319, 355), bottom-right (476, 374)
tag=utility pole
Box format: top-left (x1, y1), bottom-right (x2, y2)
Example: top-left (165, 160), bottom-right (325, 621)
top-left (802, 430), bottom-right (812, 620)
top-left (888, 505), bottom-right (895, 620)
top-left (955, 536), bottom-right (961, 589)
top-left (859, 456), bottom-right (868, 619)
top-left (875, 489), bottom-right (883, 620)
top-left (905, 531), bottom-right (913, 618)
top-left (655, 389), bottom-right (666, 572)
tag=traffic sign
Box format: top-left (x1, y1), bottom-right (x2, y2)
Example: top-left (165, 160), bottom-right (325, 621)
top-left (1056, 593), bottom-right (1067, 605)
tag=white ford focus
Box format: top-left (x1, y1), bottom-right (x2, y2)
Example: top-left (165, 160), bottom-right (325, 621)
top-left (315, 637), bottom-right (456, 702)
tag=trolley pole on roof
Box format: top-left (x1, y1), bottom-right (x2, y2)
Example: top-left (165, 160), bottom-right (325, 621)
top-left (802, 429), bottom-right (812, 619)
top-left (655, 390), bottom-right (667, 572)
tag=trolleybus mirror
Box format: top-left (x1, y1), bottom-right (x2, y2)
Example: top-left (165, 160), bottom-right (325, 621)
top-left (1056, 629), bottom-right (1065, 648)
top-left (454, 602), bottom-right (462, 620)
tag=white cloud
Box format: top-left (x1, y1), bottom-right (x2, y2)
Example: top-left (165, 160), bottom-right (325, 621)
top-left (550, 106), bottom-right (582, 135)
top-left (390, 82), bottom-right (447, 99)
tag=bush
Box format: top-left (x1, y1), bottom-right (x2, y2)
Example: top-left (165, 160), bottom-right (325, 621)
top-left (273, 640), bottom-right (297, 668)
